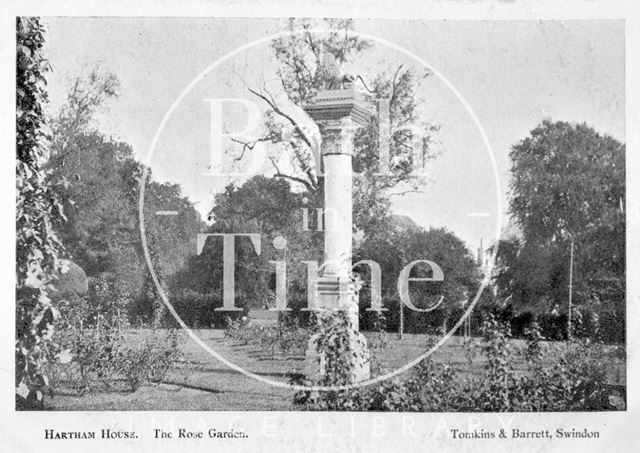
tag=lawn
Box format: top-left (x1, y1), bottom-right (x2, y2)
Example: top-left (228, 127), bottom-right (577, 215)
top-left (47, 328), bottom-right (625, 411)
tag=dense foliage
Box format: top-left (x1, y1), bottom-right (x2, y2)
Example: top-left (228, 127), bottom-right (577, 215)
top-left (293, 314), bottom-right (624, 411)
top-left (50, 326), bottom-right (184, 393)
top-left (171, 176), bottom-right (320, 314)
top-left (46, 69), bottom-right (203, 325)
top-left (19, 42), bottom-right (201, 408)
top-left (16, 17), bottom-right (66, 409)
top-left (357, 223), bottom-right (480, 333)
top-left (171, 173), bottom-right (481, 332)
top-left (493, 120), bottom-right (625, 341)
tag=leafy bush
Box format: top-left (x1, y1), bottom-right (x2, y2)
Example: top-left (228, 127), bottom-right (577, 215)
top-left (503, 307), bottom-right (621, 343)
top-left (117, 330), bottom-right (184, 391)
top-left (56, 275), bottom-right (130, 333)
top-left (156, 290), bottom-right (245, 328)
top-left (224, 315), bottom-right (308, 358)
top-left (48, 327), bottom-right (184, 395)
top-left (276, 317), bottom-right (308, 357)
top-left (293, 313), bottom-right (623, 412)
top-left (524, 321), bottom-right (544, 363)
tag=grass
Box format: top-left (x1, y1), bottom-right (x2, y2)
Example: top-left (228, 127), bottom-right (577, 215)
top-left (46, 328), bottom-right (625, 411)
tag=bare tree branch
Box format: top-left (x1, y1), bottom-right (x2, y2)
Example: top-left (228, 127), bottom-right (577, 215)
top-left (248, 87), bottom-right (314, 150)
top-left (304, 26), bottom-right (320, 59)
top-left (247, 84), bottom-right (320, 190)
top-left (388, 189), bottom-right (425, 198)
top-left (229, 134), bottom-right (277, 161)
top-left (230, 69), bottom-right (320, 191)
top-left (268, 156), bottom-right (315, 192)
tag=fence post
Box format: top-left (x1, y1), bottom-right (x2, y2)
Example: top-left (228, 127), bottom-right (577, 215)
top-left (567, 237), bottom-right (575, 344)
top-left (399, 299), bottom-right (404, 340)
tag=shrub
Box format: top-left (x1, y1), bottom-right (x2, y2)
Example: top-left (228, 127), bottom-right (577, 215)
top-left (292, 313), bottom-right (623, 412)
top-left (160, 290), bottom-right (245, 328)
top-left (224, 315), bottom-right (308, 358)
top-left (476, 315), bottom-right (517, 411)
top-left (117, 330), bottom-right (184, 391)
top-left (48, 327), bottom-right (185, 395)
top-left (57, 276), bottom-right (130, 333)
top-left (524, 321), bottom-right (544, 363)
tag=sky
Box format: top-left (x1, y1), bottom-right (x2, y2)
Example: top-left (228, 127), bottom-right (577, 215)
top-left (41, 18), bottom-right (625, 252)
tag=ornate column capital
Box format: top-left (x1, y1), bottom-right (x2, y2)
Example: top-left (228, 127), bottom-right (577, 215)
top-left (318, 118), bottom-right (357, 157)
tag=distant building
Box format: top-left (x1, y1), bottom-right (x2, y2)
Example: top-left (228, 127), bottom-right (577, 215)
top-left (477, 238), bottom-right (492, 276)
top-left (476, 238), bottom-right (497, 296)
top-left (477, 238), bottom-right (486, 268)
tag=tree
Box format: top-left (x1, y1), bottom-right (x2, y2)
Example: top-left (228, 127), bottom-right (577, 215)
top-left (233, 18), bottom-right (438, 237)
top-left (47, 69), bottom-right (203, 325)
top-left (47, 67), bottom-right (129, 279)
top-left (357, 222), bottom-right (479, 333)
top-left (49, 66), bottom-right (119, 163)
top-left (504, 120), bottom-right (625, 334)
top-left (492, 234), bottom-right (568, 313)
top-left (510, 120), bottom-right (624, 247)
top-left (16, 17), bottom-right (65, 408)
top-left (171, 175), bottom-right (321, 314)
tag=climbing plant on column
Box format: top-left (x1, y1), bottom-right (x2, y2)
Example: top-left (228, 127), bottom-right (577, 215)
top-left (16, 17), bottom-right (67, 408)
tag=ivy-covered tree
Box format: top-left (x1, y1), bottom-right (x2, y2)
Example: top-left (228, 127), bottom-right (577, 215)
top-left (16, 17), bottom-right (65, 408)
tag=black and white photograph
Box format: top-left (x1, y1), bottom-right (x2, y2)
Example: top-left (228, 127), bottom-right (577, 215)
top-left (4, 1), bottom-right (639, 452)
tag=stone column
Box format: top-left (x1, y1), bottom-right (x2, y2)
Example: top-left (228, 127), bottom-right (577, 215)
top-left (317, 119), bottom-right (358, 326)
top-left (303, 88), bottom-right (373, 383)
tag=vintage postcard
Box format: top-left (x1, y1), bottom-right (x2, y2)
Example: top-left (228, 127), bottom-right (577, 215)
top-left (2, 0), bottom-right (639, 452)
